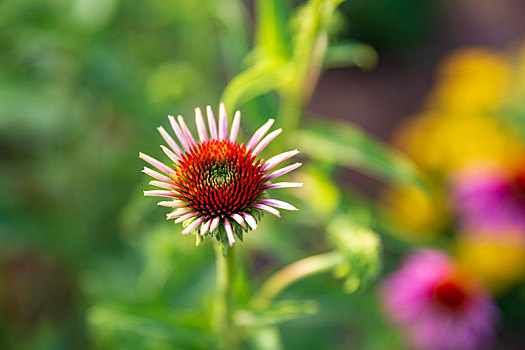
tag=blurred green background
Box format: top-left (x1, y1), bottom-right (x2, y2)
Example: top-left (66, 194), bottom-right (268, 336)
top-left (2, 0), bottom-right (525, 349)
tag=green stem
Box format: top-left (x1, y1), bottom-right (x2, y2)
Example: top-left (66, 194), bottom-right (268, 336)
top-left (279, 0), bottom-right (335, 134)
top-left (213, 244), bottom-right (239, 349)
top-left (251, 251), bottom-right (342, 309)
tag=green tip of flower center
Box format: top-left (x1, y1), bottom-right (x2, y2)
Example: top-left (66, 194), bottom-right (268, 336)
top-left (211, 173), bottom-right (232, 187)
top-left (210, 169), bottom-right (233, 188)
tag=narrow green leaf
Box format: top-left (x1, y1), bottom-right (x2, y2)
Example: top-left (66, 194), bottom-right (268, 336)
top-left (255, 0), bottom-right (292, 60)
top-left (221, 61), bottom-right (288, 112)
top-left (88, 304), bottom-right (214, 348)
top-left (297, 120), bottom-right (430, 194)
top-left (324, 40), bottom-right (378, 69)
top-left (235, 300), bottom-right (318, 327)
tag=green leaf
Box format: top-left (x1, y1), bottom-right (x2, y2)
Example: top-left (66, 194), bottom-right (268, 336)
top-left (88, 304), bottom-right (214, 349)
top-left (297, 119), bottom-right (430, 194)
top-left (255, 0), bottom-right (292, 60)
top-left (324, 40), bottom-right (378, 69)
top-left (221, 61), bottom-right (288, 112)
top-left (248, 326), bottom-right (284, 350)
top-left (235, 300), bottom-right (318, 327)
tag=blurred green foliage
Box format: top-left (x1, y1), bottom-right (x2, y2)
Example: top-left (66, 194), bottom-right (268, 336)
top-left (1, 0), bottom-right (248, 347)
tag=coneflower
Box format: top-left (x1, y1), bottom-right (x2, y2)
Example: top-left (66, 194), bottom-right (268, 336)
top-left (453, 163), bottom-right (525, 234)
top-left (140, 103), bottom-right (301, 247)
top-left (381, 249), bottom-right (497, 350)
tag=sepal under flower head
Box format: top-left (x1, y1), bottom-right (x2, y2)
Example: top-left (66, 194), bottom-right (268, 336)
top-left (140, 103), bottom-right (302, 249)
top-left (328, 216), bottom-right (381, 292)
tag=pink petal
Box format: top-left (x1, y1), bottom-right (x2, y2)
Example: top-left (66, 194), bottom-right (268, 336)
top-left (206, 105), bottom-right (218, 139)
top-left (229, 111), bottom-right (241, 143)
top-left (263, 149), bottom-right (300, 172)
top-left (252, 128), bottom-right (282, 157)
top-left (218, 103), bottom-right (228, 141)
top-left (149, 180), bottom-right (174, 190)
top-left (241, 213), bottom-right (257, 230)
top-left (157, 200), bottom-right (185, 207)
top-left (253, 203), bottom-right (281, 217)
top-left (174, 211), bottom-right (198, 223)
top-left (201, 219), bottom-right (212, 235)
top-left (139, 152), bottom-right (175, 176)
top-left (182, 217), bottom-right (204, 235)
top-left (224, 218), bottom-right (236, 246)
top-left (167, 209), bottom-right (193, 219)
top-left (142, 167), bottom-right (174, 184)
top-left (160, 145), bottom-right (179, 164)
top-left (144, 190), bottom-right (177, 198)
top-left (263, 182), bottom-right (303, 190)
top-left (231, 213), bottom-right (245, 227)
top-left (169, 115), bottom-right (190, 151)
top-left (265, 162), bottom-right (302, 181)
top-left (259, 198), bottom-right (298, 211)
top-left (157, 126), bottom-right (182, 156)
top-left (209, 216), bottom-right (220, 232)
top-left (177, 115), bottom-right (196, 148)
top-left (195, 107), bottom-right (208, 142)
top-left (247, 119), bottom-right (274, 150)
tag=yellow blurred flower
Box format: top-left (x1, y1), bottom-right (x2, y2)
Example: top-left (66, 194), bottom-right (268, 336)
top-left (457, 231), bottom-right (525, 294)
top-left (428, 48), bottom-right (512, 114)
top-left (387, 44), bottom-right (525, 279)
top-left (381, 182), bottom-right (444, 241)
top-left (394, 112), bottom-right (523, 175)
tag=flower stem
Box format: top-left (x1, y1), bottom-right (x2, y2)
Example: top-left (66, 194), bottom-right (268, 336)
top-left (279, 0), bottom-right (343, 134)
top-left (213, 243), bottom-right (239, 349)
top-left (251, 251), bottom-right (342, 309)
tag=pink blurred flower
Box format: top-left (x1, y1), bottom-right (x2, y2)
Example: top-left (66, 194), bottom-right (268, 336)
top-left (453, 165), bottom-right (525, 233)
top-left (381, 249), bottom-right (497, 350)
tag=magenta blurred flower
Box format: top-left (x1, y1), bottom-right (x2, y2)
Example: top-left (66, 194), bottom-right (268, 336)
top-left (139, 103), bottom-right (302, 247)
top-left (381, 249), bottom-right (497, 350)
top-left (453, 165), bottom-right (525, 233)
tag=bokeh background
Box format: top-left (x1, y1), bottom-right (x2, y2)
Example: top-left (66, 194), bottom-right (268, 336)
top-left (2, 0), bottom-right (525, 349)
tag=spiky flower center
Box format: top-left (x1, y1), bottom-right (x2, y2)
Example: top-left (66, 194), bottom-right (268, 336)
top-left (432, 279), bottom-right (468, 311)
top-left (510, 167), bottom-right (525, 201)
top-left (174, 140), bottom-right (265, 218)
